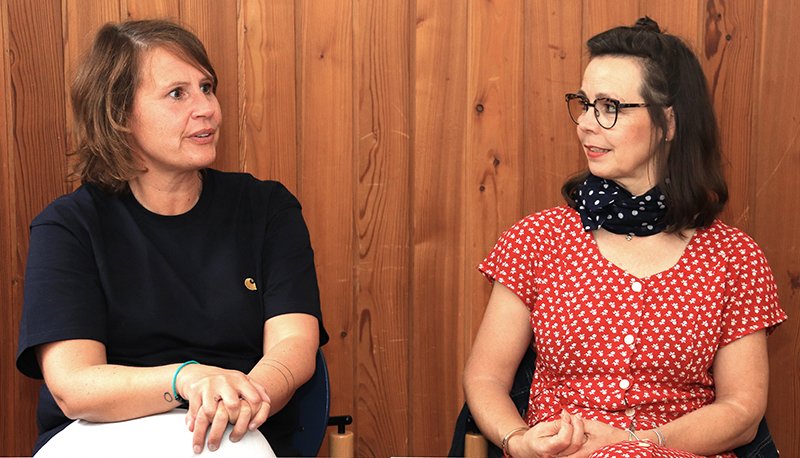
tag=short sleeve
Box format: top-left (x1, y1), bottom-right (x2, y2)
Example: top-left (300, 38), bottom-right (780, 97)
top-left (720, 234), bottom-right (787, 346)
top-left (16, 207), bottom-right (107, 379)
top-left (478, 215), bottom-right (547, 309)
top-left (261, 184), bottom-right (329, 345)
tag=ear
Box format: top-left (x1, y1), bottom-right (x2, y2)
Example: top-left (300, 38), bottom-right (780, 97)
top-left (664, 106), bottom-right (676, 141)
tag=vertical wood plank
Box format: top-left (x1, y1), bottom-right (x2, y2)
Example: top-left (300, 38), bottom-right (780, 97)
top-left (180, 0), bottom-right (240, 172)
top-left (0, 2), bottom-right (38, 455)
top-left (464, 0), bottom-right (525, 378)
top-left (754, 0), bottom-right (799, 453)
top-left (523, 0), bottom-right (583, 215)
top-left (582, 0), bottom-right (639, 47)
top-left (240, 0), bottom-right (297, 189)
top-left (640, 0), bottom-right (702, 49)
top-left (409, 0), bottom-right (468, 455)
top-left (3, 0), bottom-right (68, 454)
top-left (699, 0), bottom-right (759, 234)
top-left (125, 0), bottom-right (180, 20)
top-left (353, 0), bottom-right (411, 454)
top-left (296, 0), bottom-right (356, 454)
top-left (411, 0), bottom-right (468, 454)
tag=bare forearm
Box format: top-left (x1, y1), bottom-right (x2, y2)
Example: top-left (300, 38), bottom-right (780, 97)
top-left (49, 363), bottom-right (183, 422)
top-left (248, 336), bottom-right (316, 415)
top-left (641, 400), bottom-right (762, 454)
top-left (463, 374), bottom-right (528, 447)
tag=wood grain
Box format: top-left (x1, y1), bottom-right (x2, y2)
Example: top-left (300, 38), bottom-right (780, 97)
top-left (3, 0), bottom-right (68, 455)
top-left (464, 0), bottom-right (525, 369)
top-left (353, 1), bottom-right (411, 454)
top-left (523, 0), bottom-right (583, 215)
top-left (753, 1), bottom-right (800, 453)
top-left (700, 0), bottom-right (758, 234)
top-left (240, 0), bottom-right (298, 190)
top-left (296, 0), bottom-right (356, 454)
top-left (410, 0), bottom-right (468, 454)
top-left (125, 0), bottom-right (180, 20)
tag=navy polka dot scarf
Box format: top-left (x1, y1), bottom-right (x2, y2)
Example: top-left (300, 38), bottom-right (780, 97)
top-left (573, 173), bottom-right (667, 237)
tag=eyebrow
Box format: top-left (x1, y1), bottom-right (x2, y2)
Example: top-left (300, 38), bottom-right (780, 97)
top-left (576, 90), bottom-right (623, 101)
top-left (158, 76), bottom-right (213, 88)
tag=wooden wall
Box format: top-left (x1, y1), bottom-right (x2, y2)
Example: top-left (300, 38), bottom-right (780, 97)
top-left (1, 0), bottom-right (797, 456)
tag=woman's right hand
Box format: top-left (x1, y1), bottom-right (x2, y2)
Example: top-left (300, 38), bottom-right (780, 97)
top-left (510, 412), bottom-right (587, 458)
top-left (175, 364), bottom-right (271, 452)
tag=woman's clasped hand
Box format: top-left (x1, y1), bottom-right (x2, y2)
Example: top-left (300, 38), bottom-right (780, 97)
top-left (177, 365), bottom-right (272, 452)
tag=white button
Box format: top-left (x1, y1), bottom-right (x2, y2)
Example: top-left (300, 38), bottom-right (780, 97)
top-left (624, 335), bottom-right (635, 345)
top-left (624, 407), bottom-right (635, 417)
top-left (631, 281), bottom-right (642, 292)
top-left (619, 379), bottom-right (631, 390)
top-left (638, 441), bottom-right (651, 447)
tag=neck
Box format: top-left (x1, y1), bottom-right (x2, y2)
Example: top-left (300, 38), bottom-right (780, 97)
top-left (128, 171), bottom-right (203, 216)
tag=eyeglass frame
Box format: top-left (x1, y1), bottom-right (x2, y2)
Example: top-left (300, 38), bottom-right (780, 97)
top-left (564, 93), bottom-right (650, 129)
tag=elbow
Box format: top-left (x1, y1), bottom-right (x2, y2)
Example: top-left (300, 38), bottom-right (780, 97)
top-left (733, 416), bottom-right (762, 448)
top-left (50, 390), bottom-right (86, 420)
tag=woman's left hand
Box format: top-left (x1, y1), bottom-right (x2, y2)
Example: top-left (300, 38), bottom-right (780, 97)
top-left (178, 366), bottom-right (272, 452)
top-left (560, 418), bottom-right (627, 458)
top-left (189, 393), bottom-right (271, 453)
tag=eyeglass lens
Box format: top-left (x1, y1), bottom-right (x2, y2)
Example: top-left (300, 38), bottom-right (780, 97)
top-left (567, 96), bottom-right (617, 129)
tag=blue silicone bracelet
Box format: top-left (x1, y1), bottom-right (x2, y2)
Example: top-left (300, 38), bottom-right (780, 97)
top-left (172, 360), bottom-right (199, 402)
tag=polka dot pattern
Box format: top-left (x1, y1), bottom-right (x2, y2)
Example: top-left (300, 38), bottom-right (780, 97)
top-left (479, 206), bottom-right (787, 458)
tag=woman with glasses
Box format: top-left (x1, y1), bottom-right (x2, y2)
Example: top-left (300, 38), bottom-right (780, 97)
top-left (463, 17), bottom-right (785, 457)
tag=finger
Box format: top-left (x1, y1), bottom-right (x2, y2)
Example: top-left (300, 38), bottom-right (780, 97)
top-left (192, 407), bottom-right (212, 454)
top-left (219, 393), bottom-right (242, 425)
top-left (248, 395), bottom-right (271, 430)
top-left (229, 400), bottom-right (252, 442)
top-left (549, 412), bottom-right (575, 452)
top-left (206, 404), bottom-right (230, 452)
top-left (237, 377), bottom-right (268, 406)
top-left (560, 413), bottom-right (586, 456)
top-left (186, 391), bottom-right (203, 432)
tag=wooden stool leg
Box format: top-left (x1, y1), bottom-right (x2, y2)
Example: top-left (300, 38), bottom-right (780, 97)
top-left (464, 431), bottom-right (488, 458)
top-left (329, 431), bottom-right (354, 458)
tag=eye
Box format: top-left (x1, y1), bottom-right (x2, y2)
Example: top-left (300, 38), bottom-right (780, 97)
top-left (598, 98), bottom-right (618, 114)
top-left (200, 82), bottom-right (214, 95)
top-left (168, 88), bottom-right (185, 99)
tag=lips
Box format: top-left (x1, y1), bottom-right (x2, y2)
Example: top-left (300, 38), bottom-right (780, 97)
top-left (190, 128), bottom-right (216, 139)
top-left (584, 144), bottom-right (610, 159)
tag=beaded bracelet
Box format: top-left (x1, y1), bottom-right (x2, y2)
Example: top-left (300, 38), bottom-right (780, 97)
top-left (172, 360), bottom-right (199, 402)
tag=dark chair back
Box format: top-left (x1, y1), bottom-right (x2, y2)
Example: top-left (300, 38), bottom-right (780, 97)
top-left (264, 349), bottom-right (330, 457)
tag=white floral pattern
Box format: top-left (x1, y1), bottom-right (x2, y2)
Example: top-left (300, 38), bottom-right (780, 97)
top-left (479, 206), bottom-right (787, 458)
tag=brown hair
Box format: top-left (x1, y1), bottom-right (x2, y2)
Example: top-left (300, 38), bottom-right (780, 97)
top-left (561, 17), bottom-right (727, 232)
top-left (70, 19), bottom-right (217, 192)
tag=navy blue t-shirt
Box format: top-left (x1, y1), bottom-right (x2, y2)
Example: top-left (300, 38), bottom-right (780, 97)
top-left (16, 169), bottom-right (328, 454)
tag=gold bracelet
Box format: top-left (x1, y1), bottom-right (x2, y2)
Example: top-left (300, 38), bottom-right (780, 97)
top-left (500, 426), bottom-right (528, 458)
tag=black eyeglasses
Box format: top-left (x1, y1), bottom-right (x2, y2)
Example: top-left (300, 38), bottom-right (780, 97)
top-left (565, 93), bottom-right (649, 129)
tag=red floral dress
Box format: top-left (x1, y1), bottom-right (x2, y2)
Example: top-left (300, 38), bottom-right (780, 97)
top-left (479, 207), bottom-right (787, 458)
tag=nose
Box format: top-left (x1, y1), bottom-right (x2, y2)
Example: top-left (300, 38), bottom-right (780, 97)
top-left (191, 91), bottom-right (218, 119)
top-left (576, 108), bottom-right (599, 133)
